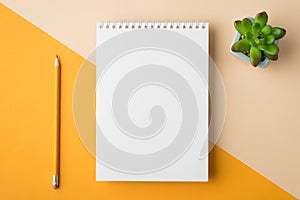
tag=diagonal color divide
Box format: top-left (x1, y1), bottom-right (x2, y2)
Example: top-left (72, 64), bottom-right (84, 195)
top-left (1, 1), bottom-right (299, 198)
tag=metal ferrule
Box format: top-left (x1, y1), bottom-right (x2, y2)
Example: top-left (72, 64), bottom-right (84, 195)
top-left (52, 174), bottom-right (59, 186)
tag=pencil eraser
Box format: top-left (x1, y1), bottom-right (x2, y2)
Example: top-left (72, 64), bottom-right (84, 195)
top-left (52, 185), bottom-right (59, 189)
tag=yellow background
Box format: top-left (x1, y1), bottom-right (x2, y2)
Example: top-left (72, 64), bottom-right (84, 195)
top-left (0, 3), bottom-right (297, 199)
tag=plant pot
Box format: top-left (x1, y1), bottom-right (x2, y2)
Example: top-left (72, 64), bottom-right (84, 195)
top-left (230, 18), bottom-right (278, 68)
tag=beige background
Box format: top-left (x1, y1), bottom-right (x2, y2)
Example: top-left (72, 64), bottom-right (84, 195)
top-left (2, 0), bottom-right (300, 198)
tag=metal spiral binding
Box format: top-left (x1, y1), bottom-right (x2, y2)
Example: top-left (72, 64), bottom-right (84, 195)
top-left (98, 21), bottom-right (206, 29)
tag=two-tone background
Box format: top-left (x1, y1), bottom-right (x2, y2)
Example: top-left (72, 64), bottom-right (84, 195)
top-left (0, 0), bottom-right (299, 199)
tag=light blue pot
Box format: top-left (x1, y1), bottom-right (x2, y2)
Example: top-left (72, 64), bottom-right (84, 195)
top-left (230, 17), bottom-right (278, 68)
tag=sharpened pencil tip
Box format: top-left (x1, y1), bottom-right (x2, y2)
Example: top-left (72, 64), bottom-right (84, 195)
top-left (54, 55), bottom-right (60, 67)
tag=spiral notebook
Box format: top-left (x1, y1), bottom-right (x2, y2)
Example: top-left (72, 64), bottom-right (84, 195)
top-left (96, 22), bottom-right (209, 181)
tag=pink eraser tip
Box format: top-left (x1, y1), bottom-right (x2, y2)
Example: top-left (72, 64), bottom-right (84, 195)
top-left (53, 185), bottom-right (59, 189)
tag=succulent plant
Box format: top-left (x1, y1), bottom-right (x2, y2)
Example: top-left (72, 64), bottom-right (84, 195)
top-left (231, 11), bottom-right (286, 67)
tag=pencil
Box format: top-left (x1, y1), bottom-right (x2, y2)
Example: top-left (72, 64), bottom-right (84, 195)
top-left (53, 54), bottom-right (61, 189)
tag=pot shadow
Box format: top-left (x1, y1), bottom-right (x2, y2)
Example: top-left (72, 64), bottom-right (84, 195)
top-left (277, 30), bottom-right (292, 62)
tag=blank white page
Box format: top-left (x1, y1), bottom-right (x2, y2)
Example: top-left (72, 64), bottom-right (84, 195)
top-left (96, 22), bottom-right (208, 181)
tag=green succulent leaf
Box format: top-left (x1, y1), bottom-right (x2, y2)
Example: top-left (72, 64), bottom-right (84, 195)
top-left (255, 37), bottom-right (266, 45)
top-left (264, 52), bottom-right (278, 61)
top-left (272, 27), bottom-right (286, 40)
top-left (245, 31), bottom-right (253, 38)
top-left (252, 23), bottom-right (261, 35)
top-left (245, 31), bottom-right (254, 44)
top-left (258, 44), bottom-right (267, 51)
top-left (266, 35), bottom-right (275, 44)
top-left (254, 11), bottom-right (268, 27)
top-left (231, 39), bottom-right (251, 52)
top-left (261, 25), bottom-right (272, 35)
top-left (262, 44), bottom-right (279, 56)
top-left (234, 20), bottom-right (246, 35)
top-left (250, 47), bottom-right (262, 67)
top-left (242, 18), bottom-right (253, 33)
